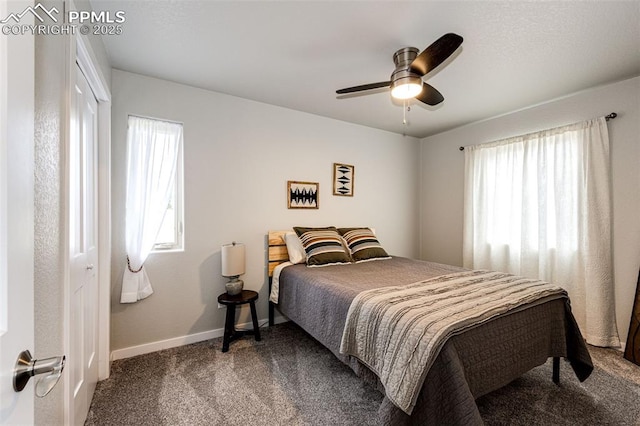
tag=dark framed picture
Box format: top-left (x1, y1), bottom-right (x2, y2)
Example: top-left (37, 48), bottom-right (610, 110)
top-left (333, 163), bottom-right (354, 196)
top-left (287, 181), bottom-right (319, 209)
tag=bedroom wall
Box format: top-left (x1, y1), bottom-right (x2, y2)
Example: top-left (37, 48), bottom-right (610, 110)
top-left (110, 70), bottom-right (420, 352)
top-left (418, 76), bottom-right (640, 346)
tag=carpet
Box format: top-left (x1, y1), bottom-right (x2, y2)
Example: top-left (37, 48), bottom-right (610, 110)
top-left (86, 322), bottom-right (640, 425)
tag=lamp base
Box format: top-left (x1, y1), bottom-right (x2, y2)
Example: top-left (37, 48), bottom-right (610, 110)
top-left (225, 279), bottom-right (244, 296)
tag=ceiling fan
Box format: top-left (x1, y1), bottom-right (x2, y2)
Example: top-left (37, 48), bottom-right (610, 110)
top-left (336, 33), bottom-right (463, 106)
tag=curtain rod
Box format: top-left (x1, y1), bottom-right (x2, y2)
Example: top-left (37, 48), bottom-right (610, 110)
top-left (458, 112), bottom-right (618, 151)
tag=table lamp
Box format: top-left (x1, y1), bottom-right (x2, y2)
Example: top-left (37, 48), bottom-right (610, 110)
top-left (221, 242), bottom-right (245, 296)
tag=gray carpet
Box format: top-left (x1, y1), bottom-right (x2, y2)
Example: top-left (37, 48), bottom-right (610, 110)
top-left (86, 322), bottom-right (640, 425)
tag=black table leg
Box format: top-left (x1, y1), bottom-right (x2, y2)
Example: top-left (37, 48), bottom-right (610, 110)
top-left (250, 301), bottom-right (261, 341)
top-left (222, 304), bottom-right (236, 352)
top-left (269, 301), bottom-right (274, 327)
top-left (552, 357), bottom-right (560, 384)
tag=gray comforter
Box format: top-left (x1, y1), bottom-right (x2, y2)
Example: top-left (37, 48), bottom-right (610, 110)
top-left (276, 256), bottom-right (593, 425)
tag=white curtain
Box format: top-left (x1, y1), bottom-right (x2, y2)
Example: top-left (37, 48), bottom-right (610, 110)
top-left (121, 116), bottom-right (183, 303)
top-left (463, 117), bottom-right (619, 347)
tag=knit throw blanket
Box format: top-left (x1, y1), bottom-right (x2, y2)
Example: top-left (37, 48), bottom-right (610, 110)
top-left (339, 270), bottom-right (567, 415)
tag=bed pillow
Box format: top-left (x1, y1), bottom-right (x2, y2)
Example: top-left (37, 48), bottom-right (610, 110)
top-left (338, 227), bottom-right (391, 262)
top-left (293, 226), bottom-right (352, 266)
top-left (283, 232), bottom-right (306, 264)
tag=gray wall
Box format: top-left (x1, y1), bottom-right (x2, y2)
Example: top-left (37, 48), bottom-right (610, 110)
top-left (419, 76), bottom-right (640, 345)
top-left (34, 1), bottom-right (111, 422)
top-left (110, 70), bottom-right (420, 351)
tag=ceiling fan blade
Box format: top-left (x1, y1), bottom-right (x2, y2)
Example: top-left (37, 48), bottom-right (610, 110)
top-left (410, 33), bottom-right (463, 76)
top-left (415, 82), bottom-right (444, 106)
top-left (336, 81), bottom-right (391, 94)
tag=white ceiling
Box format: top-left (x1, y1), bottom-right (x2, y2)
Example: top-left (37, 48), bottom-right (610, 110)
top-left (90, 1), bottom-right (640, 138)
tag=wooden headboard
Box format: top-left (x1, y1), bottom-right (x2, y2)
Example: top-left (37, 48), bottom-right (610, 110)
top-left (268, 230), bottom-right (290, 277)
top-left (267, 230), bottom-right (291, 326)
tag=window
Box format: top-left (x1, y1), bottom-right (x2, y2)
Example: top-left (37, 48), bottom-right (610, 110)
top-left (473, 138), bottom-right (572, 253)
top-left (152, 140), bottom-right (184, 251)
top-left (125, 115), bottom-right (184, 257)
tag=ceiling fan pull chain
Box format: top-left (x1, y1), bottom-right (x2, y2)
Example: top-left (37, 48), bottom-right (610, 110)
top-left (403, 99), bottom-right (407, 125)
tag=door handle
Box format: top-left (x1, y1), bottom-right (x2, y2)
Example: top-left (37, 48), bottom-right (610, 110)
top-left (13, 350), bottom-right (66, 397)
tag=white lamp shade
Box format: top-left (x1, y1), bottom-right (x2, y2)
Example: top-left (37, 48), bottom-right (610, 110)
top-left (221, 242), bottom-right (245, 277)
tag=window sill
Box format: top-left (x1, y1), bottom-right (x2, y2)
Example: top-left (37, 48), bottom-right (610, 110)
top-left (150, 248), bottom-right (184, 254)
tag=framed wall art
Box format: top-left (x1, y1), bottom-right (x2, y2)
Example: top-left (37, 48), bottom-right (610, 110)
top-left (333, 163), bottom-right (354, 196)
top-left (287, 181), bottom-right (319, 209)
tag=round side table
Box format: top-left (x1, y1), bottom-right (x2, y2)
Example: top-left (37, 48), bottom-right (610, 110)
top-left (217, 290), bottom-right (261, 352)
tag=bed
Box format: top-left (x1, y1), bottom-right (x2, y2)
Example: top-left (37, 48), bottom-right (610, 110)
top-left (266, 229), bottom-right (593, 425)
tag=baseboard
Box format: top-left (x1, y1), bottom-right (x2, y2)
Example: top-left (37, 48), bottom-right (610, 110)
top-left (110, 315), bottom-right (289, 361)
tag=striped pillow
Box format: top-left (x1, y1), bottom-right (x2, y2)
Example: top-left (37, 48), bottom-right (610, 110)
top-left (338, 227), bottom-right (390, 262)
top-left (293, 226), bottom-right (352, 266)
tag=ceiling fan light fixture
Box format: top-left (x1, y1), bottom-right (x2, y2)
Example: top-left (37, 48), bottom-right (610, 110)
top-left (391, 76), bottom-right (423, 99)
top-left (335, 33), bottom-right (463, 106)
